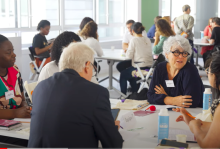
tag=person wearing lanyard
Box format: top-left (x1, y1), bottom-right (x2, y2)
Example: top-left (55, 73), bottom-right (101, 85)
top-left (32, 20), bottom-right (53, 67)
top-left (147, 35), bottom-right (204, 108)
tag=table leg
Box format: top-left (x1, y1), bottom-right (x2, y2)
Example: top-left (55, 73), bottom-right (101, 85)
top-left (108, 60), bottom-right (114, 90)
top-left (196, 45), bottom-right (199, 66)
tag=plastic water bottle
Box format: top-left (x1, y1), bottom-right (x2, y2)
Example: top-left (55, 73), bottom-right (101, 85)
top-left (200, 31), bottom-right (204, 39)
top-left (203, 88), bottom-right (212, 111)
top-left (158, 109), bottom-right (169, 143)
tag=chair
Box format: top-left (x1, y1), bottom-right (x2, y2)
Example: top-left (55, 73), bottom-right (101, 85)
top-left (28, 47), bottom-right (48, 81)
top-left (134, 54), bottom-right (165, 93)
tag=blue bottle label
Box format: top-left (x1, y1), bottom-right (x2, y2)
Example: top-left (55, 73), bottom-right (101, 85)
top-left (203, 94), bottom-right (212, 110)
top-left (158, 116), bottom-right (169, 143)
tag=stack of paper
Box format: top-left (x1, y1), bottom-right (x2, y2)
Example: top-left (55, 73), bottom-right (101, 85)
top-left (112, 99), bottom-right (149, 110)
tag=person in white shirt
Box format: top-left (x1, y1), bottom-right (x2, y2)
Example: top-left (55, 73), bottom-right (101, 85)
top-left (117, 20), bottom-right (147, 73)
top-left (79, 21), bottom-right (103, 57)
top-left (119, 22), bottom-right (153, 95)
top-left (38, 31), bottom-right (98, 84)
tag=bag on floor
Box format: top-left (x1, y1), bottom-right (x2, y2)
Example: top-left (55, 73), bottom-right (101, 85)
top-left (126, 88), bottom-right (148, 100)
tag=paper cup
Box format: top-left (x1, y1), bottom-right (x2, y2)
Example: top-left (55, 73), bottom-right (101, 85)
top-left (176, 134), bottom-right (187, 143)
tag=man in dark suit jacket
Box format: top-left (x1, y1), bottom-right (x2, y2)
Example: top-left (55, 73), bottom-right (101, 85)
top-left (28, 43), bottom-right (123, 148)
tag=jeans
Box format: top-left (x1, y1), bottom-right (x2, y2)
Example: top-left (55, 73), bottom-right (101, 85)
top-left (116, 60), bottom-right (132, 73)
top-left (119, 66), bottom-right (150, 95)
top-left (188, 39), bottom-right (194, 64)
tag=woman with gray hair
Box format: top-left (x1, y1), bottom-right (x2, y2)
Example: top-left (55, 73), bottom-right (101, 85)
top-left (147, 35), bottom-right (204, 108)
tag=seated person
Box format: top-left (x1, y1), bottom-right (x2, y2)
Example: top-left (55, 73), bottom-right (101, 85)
top-left (79, 17), bottom-right (94, 32)
top-left (153, 19), bottom-right (175, 58)
top-left (0, 34), bottom-right (31, 119)
top-left (79, 21), bottom-right (103, 57)
top-left (38, 31), bottom-right (98, 84)
top-left (201, 17), bottom-right (214, 55)
top-left (147, 16), bottom-right (162, 39)
top-left (117, 20), bottom-right (148, 73)
top-left (28, 43), bottom-right (123, 148)
top-left (203, 17), bottom-right (220, 64)
top-left (173, 52), bottom-right (220, 148)
top-left (147, 35), bottom-right (204, 108)
top-left (119, 22), bottom-right (153, 95)
top-left (32, 20), bottom-right (53, 67)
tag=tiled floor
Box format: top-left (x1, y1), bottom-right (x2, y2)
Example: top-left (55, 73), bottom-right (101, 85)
top-left (98, 58), bottom-right (210, 99)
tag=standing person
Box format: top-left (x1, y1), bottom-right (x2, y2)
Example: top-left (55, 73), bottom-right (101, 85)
top-left (117, 20), bottom-right (148, 74)
top-left (174, 5), bottom-right (195, 64)
top-left (28, 43), bottom-right (123, 148)
top-left (153, 19), bottom-right (175, 58)
top-left (119, 22), bottom-right (153, 95)
top-left (32, 20), bottom-right (53, 67)
top-left (201, 18), bottom-right (214, 56)
top-left (147, 16), bottom-right (162, 39)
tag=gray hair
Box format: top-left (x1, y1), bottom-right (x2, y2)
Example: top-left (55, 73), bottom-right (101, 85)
top-left (182, 5), bottom-right (190, 12)
top-left (59, 42), bottom-right (95, 73)
top-left (162, 35), bottom-right (192, 61)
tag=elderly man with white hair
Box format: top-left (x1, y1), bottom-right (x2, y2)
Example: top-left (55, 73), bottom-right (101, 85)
top-left (147, 35), bottom-right (204, 108)
top-left (28, 43), bottom-right (123, 148)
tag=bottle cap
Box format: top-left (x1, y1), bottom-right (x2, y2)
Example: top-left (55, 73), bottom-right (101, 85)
top-left (204, 88), bottom-right (211, 93)
top-left (159, 108), bottom-right (168, 115)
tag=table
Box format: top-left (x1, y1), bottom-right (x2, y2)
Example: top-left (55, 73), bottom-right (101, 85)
top-left (95, 49), bottom-right (131, 97)
top-left (0, 99), bottom-right (202, 148)
top-left (194, 39), bottom-right (214, 70)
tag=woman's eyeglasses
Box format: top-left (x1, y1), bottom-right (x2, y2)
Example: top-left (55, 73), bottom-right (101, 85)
top-left (170, 50), bottom-right (190, 57)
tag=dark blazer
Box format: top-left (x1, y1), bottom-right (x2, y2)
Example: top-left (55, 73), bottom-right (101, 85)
top-left (147, 62), bottom-right (204, 108)
top-left (28, 69), bottom-right (123, 148)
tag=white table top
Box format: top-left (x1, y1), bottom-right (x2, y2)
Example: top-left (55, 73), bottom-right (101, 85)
top-left (194, 39), bottom-right (214, 46)
top-left (0, 99), bottom-right (201, 148)
top-left (95, 49), bottom-right (131, 61)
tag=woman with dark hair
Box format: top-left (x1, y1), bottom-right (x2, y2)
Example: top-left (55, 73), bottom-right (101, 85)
top-left (153, 19), bottom-right (175, 58)
top-left (173, 51), bottom-right (220, 148)
top-left (38, 31), bottom-right (81, 83)
top-left (32, 20), bottom-right (52, 67)
top-left (79, 17), bottom-right (94, 31)
top-left (119, 22), bottom-right (153, 95)
top-left (79, 21), bottom-right (103, 57)
top-left (0, 34), bottom-right (31, 118)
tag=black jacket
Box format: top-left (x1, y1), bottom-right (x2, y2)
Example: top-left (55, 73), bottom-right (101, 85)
top-left (28, 69), bottom-right (123, 148)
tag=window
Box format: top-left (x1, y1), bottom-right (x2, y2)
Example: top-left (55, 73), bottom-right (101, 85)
top-left (0, 0), bottom-right (140, 48)
top-left (161, 0), bottom-right (170, 17)
top-left (64, 0), bottom-right (94, 25)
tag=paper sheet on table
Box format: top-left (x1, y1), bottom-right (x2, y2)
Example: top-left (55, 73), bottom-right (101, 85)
top-left (169, 128), bottom-right (196, 142)
top-left (120, 130), bottom-right (139, 141)
top-left (16, 127), bottom-right (30, 135)
top-left (110, 99), bottom-right (121, 109)
top-left (154, 105), bottom-right (179, 110)
top-left (14, 118), bottom-right (31, 123)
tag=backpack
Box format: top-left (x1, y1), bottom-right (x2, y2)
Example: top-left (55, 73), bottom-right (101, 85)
top-left (126, 88), bottom-right (148, 100)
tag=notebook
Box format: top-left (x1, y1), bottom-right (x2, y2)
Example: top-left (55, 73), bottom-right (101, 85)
top-left (0, 119), bottom-right (22, 131)
top-left (111, 109), bottom-right (120, 120)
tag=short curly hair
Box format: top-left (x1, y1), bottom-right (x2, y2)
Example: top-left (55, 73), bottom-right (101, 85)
top-left (51, 31), bottom-right (81, 66)
top-left (163, 35), bottom-right (192, 61)
top-left (79, 21), bottom-right (98, 40)
top-left (156, 19), bottom-right (175, 37)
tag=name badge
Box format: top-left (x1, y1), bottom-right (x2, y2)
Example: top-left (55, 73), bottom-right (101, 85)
top-left (165, 80), bottom-right (175, 88)
top-left (5, 90), bottom-right (14, 100)
top-left (120, 112), bottom-right (136, 129)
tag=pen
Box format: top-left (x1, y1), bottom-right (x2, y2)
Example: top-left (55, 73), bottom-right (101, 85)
top-left (120, 126), bottom-right (123, 129)
top-left (186, 113), bottom-right (196, 119)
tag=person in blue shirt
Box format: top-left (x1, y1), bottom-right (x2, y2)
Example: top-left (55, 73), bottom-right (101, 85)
top-left (147, 35), bottom-right (204, 108)
top-left (147, 16), bottom-right (162, 38)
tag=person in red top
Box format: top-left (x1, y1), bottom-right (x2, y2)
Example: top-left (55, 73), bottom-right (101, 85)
top-left (201, 18), bottom-right (214, 55)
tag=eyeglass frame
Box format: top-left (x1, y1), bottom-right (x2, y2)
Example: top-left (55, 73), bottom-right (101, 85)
top-left (170, 50), bottom-right (190, 58)
top-left (86, 61), bottom-right (97, 77)
top-left (205, 67), bottom-right (213, 75)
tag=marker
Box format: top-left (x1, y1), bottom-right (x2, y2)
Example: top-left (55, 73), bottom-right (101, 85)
top-left (120, 126), bottom-right (123, 129)
top-left (186, 113), bottom-right (196, 119)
